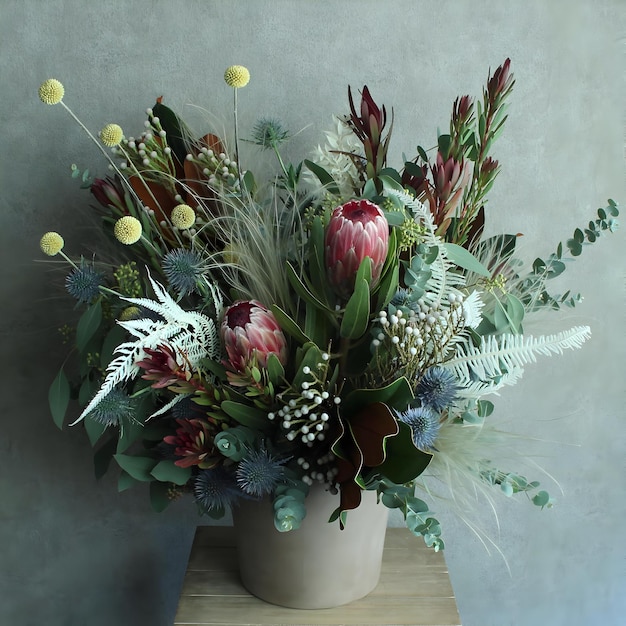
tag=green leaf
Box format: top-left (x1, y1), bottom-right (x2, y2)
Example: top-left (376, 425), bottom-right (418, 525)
top-left (532, 490), bottom-right (551, 507)
top-left (380, 174), bottom-right (404, 193)
top-left (116, 419), bottom-right (146, 454)
top-left (93, 435), bottom-right (117, 479)
top-left (266, 353), bottom-right (285, 387)
top-left (49, 368), bottom-right (70, 430)
top-left (271, 305), bottom-right (309, 344)
top-left (76, 300), bottom-right (103, 353)
top-left (285, 262), bottom-right (332, 314)
top-left (150, 481), bottom-right (174, 512)
top-left (113, 454), bottom-right (158, 481)
top-left (100, 324), bottom-right (128, 369)
top-left (150, 460), bottom-right (192, 486)
top-left (242, 170), bottom-right (256, 195)
top-left (221, 400), bottom-right (269, 429)
top-left (303, 160), bottom-right (340, 196)
top-left (118, 469), bottom-right (138, 492)
top-left (442, 243), bottom-right (491, 277)
top-left (84, 417), bottom-right (108, 447)
top-left (340, 276), bottom-right (370, 339)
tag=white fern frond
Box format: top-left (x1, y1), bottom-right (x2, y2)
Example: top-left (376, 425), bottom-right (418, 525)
top-left (462, 291), bottom-right (484, 329)
top-left (149, 393), bottom-right (191, 419)
top-left (70, 274), bottom-right (220, 426)
top-left (444, 326), bottom-right (591, 391)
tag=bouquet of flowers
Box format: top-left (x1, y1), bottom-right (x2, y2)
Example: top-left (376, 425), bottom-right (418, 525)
top-left (38, 60), bottom-right (618, 551)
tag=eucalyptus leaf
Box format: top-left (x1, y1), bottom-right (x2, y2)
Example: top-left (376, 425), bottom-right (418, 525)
top-left (150, 480), bottom-right (174, 512)
top-left (443, 243), bottom-right (491, 277)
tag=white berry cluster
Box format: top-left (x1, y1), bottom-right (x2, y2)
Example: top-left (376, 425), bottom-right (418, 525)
top-left (268, 357), bottom-right (338, 447)
top-left (372, 293), bottom-right (467, 380)
top-left (185, 146), bottom-right (239, 188)
top-left (111, 108), bottom-right (176, 176)
top-left (296, 451), bottom-right (339, 487)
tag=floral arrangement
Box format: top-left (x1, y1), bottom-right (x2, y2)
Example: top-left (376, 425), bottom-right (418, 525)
top-left (38, 60), bottom-right (618, 551)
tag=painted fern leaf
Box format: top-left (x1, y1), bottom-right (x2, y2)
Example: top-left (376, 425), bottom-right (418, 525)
top-left (70, 273), bottom-right (219, 425)
top-left (444, 325), bottom-right (591, 394)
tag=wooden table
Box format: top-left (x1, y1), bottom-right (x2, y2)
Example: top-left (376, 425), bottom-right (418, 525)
top-left (174, 526), bottom-right (461, 625)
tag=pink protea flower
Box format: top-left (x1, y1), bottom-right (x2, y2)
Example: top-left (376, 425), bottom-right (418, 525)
top-left (221, 300), bottom-right (288, 373)
top-left (325, 199), bottom-right (389, 299)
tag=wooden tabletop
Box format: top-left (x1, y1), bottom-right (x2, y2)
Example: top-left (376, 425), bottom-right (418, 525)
top-left (174, 526), bottom-right (461, 626)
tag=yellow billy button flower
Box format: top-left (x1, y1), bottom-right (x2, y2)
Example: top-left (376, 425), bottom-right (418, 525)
top-left (114, 216), bottom-right (142, 244)
top-left (39, 231), bottom-right (64, 256)
top-left (100, 123), bottom-right (124, 147)
top-left (119, 306), bottom-right (141, 321)
top-left (224, 65), bottom-right (250, 88)
top-left (38, 79), bottom-right (65, 105)
top-left (171, 204), bottom-right (196, 230)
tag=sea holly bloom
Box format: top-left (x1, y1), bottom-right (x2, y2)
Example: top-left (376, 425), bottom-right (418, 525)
top-left (325, 199), bottom-right (389, 299)
top-left (221, 300), bottom-right (288, 373)
top-left (163, 418), bottom-right (219, 468)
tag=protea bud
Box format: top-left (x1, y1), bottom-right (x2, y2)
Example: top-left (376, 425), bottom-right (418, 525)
top-left (325, 199), bottom-right (389, 299)
top-left (91, 176), bottom-right (126, 212)
top-left (221, 300), bottom-right (288, 372)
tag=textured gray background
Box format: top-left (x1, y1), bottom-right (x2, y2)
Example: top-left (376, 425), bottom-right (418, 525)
top-left (1, 1), bottom-right (625, 625)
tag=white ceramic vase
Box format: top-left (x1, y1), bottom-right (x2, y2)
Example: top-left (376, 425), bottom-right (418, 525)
top-left (232, 483), bottom-right (388, 609)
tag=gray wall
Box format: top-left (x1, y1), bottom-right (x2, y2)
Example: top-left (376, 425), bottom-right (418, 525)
top-left (2, 1), bottom-right (624, 625)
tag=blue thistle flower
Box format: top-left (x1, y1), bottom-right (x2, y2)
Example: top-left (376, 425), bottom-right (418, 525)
top-left (171, 396), bottom-right (201, 420)
top-left (398, 406), bottom-right (440, 450)
top-left (194, 467), bottom-right (240, 516)
top-left (162, 249), bottom-right (204, 296)
top-left (65, 261), bottom-right (105, 304)
top-left (250, 117), bottom-right (291, 150)
top-left (415, 366), bottom-right (460, 412)
top-left (236, 447), bottom-right (287, 497)
top-left (390, 288), bottom-right (420, 312)
top-left (87, 388), bottom-right (135, 427)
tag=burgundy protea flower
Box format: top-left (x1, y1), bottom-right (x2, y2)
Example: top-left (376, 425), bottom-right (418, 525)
top-left (163, 418), bottom-right (219, 469)
top-left (325, 199), bottom-right (389, 299)
top-left (221, 300), bottom-right (288, 373)
top-left (136, 344), bottom-right (182, 389)
top-left (487, 58), bottom-right (514, 102)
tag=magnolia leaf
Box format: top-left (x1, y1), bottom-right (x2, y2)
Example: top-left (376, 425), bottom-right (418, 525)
top-left (377, 422), bottom-right (433, 484)
top-left (49, 368), bottom-right (70, 430)
top-left (150, 460), bottom-right (192, 485)
top-left (113, 454), bottom-right (158, 482)
top-left (340, 277), bottom-right (370, 339)
top-left (342, 376), bottom-right (413, 416)
top-left (93, 435), bottom-right (117, 479)
top-left (347, 402), bottom-right (399, 467)
top-left (443, 243), bottom-right (491, 277)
